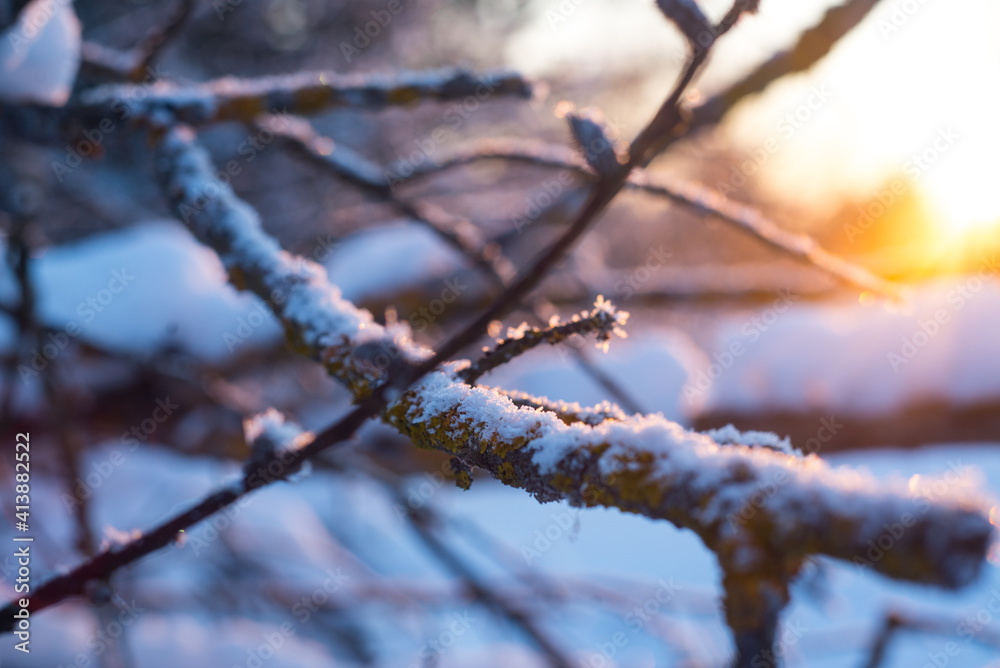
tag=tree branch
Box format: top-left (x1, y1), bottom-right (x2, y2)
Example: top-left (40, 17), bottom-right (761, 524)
top-left (1, 124), bottom-right (990, 657)
top-left (391, 137), bottom-right (896, 297)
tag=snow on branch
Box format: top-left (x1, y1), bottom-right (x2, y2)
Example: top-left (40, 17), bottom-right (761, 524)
top-left (155, 124), bottom-right (992, 605)
top-left (498, 390), bottom-right (631, 427)
top-left (79, 67), bottom-right (533, 127)
top-left (388, 366), bottom-right (991, 591)
top-left (0, 68), bottom-right (533, 145)
top-left (156, 125), bottom-right (430, 398)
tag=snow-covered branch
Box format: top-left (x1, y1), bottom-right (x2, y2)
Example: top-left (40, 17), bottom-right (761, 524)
top-left (0, 67), bottom-right (533, 144)
top-left (153, 125), bottom-right (992, 645)
top-left (79, 67), bottom-right (533, 127)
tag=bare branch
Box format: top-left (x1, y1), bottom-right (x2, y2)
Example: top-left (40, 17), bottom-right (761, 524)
top-left (416, 4), bottom-right (756, 378)
top-left (263, 114), bottom-right (515, 287)
top-left (79, 0), bottom-right (194, 82)
top-left (392, 137), bottom-right (896, 297)
top-left (689, 0), bottom-right (885, 137)
top-left (631, 169), bottom-right (899, 297)
top-left (656, 0), bottom-right (713, 45)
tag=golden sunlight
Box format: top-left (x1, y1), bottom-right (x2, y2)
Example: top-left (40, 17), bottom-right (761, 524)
top-left (503, 0), bottom-right (1000, 274)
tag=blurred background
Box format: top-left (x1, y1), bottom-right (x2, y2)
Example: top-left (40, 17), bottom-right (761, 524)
top-left (2, 0), bottom-right (1000, 666)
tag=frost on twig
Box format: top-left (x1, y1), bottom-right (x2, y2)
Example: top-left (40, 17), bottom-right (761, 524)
top-left (460, 296), bottom-right (629, 385)
top-left (499, 390), bottom-right (630, 427)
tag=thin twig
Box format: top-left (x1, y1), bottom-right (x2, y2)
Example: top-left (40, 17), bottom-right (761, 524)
top-left (266, 115), bottom-right (644, 412)
top-left (459, 296), bottom-right (628, 385)
top-left (688, 0), bottom-right (887, 138)
top-left (263, 114), bottom-right (515, 287)
top-left (861, 608), bottom-right (1000, 668)
top-left (79, 0), bottom-right (195, 82)
top-left (389, 137), bottom-right (896, 297)
top-left (498, 389), bottom-right (630, 426)
top-left (79, 68), bottom-right (533, 128)
top-left (418, 8), bottom-right (736, 375)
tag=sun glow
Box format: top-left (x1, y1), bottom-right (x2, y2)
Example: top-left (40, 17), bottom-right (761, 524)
top-left (922, 170), bottom-right (1000, 237)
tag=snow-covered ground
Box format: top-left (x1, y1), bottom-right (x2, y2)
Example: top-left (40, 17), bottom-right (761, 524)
top-left (1, 439), bottom-right (997, 667)
top-left (699, 273), bottom-right (1000, 418)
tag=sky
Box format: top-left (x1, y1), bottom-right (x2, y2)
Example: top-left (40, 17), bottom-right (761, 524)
top-left (503, 0), bottom-right (1000, 239)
